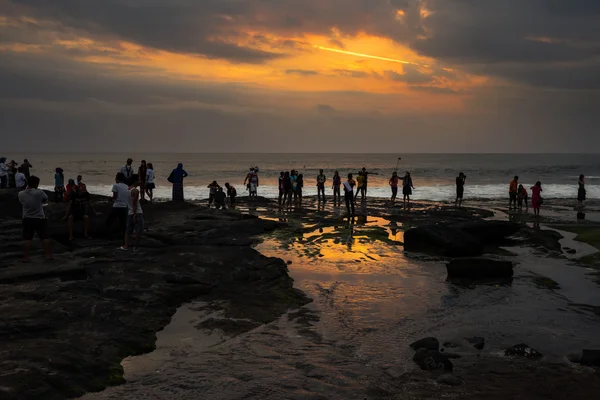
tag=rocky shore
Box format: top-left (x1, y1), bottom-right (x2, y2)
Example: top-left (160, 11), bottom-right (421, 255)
top-left (0, 190), bottom-right (308, 399)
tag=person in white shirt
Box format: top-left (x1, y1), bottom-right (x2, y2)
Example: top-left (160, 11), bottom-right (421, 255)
top-left (15, 167), bottom-right (27, 190)
top-left (120, 186), bottom-right (144, 251)
top-left (0, 157), bottom-right (8, 188)
top-left (18, 175), bottom-right (53, 261)
top-left (120, 158), bottom-right (134, 186)
top-left (106, 173), bottom-right (129, 239)
top-left (145, 163), bottom-right (155, 202)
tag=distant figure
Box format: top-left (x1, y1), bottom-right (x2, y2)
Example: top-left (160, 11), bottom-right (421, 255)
top-left (138, 160), bottom-right (148, 202)
top-left (296, 174), bottom-right (304, 204)
top-left (106, 173), bottom-right (129, 237)
top-left (168, 163), bottom-right (188, 202)
top-left (343, 173), bottom-right (356, 215)
top-left (360, 167), bottom-right (378, 197)
top-left (7, 160), bottom-right (17, 188)
top-left (120, 158), bottom-right (134, 186)
top-left (18, 175), bottom-right (52, 261)
top-left (214, 187), bottom-right (227, 209)
top-left (120, 187), bottom-right (144, 251)
top-left (54, 168), bottom-right (65, 202)
top-left (389, 171), bottom-right (399, 202)
top-left (317, 169), bottom-right (327, 202)
top-left (145, 163), bottom-right (155, 202)
top-left (244, 168), bottom-right (259, 198)
top-left (278, 172), bottom-right (285, 206)
top-left (65, 183), bottom-right (93, 240)
top-left (578, 175), bottom-right (586, 208)
top-left (531, 181), bottom-right (543, 217)
top-left (21, 159), bottom-right (33, 180)
top-left (225, 182), bottom-right (237, 208)
top-left (207, 181), bottom-right (220, 207)
top-left (509, 176), bottom-right (519, 210)
top-left (355, 171), bottom-right (365, 201)
top-left (518, 184), bottom-right (529, 211)
top-left (282, 171), bottom-right (293, 207)
top-left (332, 171), bottom-right (341, 204)
top-left (15, 167), bottom-right (27, 191)
top-left (402, 172), bottom-right (415, 209)
top-left (0, 157), bottom-right (7, 188)
top-left (291, 170), bottom-right (299, 202)
top-left (64, 179), bottom-right (76, 201)
top-left (455, 172), bottom-right (466, 207)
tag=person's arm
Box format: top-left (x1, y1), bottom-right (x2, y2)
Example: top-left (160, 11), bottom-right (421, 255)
top-left (256, 176), bottom-right (259, 186)
top-left (111, 185), bottom-right (118, 201)
top-left (183, 170), bottom-right (188, 178)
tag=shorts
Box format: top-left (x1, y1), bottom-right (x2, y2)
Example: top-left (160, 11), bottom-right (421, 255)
top-left (69, 210), bottom-right (88, 222)
top-left (146, 183), bottom-right (156, 190)
top-left (23, 218), bottom-right (49, 241)
top-left (250, 183), bottom-right (258, 193)
top-left (456, 186), bottom-right (464, 199)
top-left (126, 214), bottom-right (144, 234)
top-left (510, 192), bottom-right (517, 201)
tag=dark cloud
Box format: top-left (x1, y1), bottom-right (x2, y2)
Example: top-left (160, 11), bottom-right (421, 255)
top-left (285, 69), bottom-right (319, 76)
top-left (315, 104), bottom-right (337, 114)
top-left (384, 65), bottom-right (434, 84)
top-left (333, 69), bottom-right (370, 78)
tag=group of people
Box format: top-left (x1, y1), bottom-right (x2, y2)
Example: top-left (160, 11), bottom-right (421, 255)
top-left (0, 158), bottom-right (32, 189)
top-left (508, 176), bottom-right (544, 216)
top-left (117, 158), bottom-right (157, 202)
top-left (207, 181), bottom-right (237, 208)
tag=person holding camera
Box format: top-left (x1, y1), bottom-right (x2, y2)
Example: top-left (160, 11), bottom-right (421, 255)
top-left (455, 172), bottom-right (466, 207)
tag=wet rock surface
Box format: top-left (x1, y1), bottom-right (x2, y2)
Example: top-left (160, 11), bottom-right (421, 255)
top-left (0, 191), bottom-right (308, 400)
top-left (446, 258), bottom-right (514, 280)
top-left (409, 337), bottom-right (440, 351)
top-left (505, 343), bottom-right (544, 360)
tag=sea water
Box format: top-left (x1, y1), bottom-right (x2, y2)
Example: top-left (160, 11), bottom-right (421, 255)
top-left (7, 152), bottom-right (598, 200)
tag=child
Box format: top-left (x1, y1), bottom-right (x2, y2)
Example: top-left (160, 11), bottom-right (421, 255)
top-left (518, 184), bottom-right (528, 210)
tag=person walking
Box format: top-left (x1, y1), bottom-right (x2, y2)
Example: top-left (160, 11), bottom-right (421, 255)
top-left (120, 187), bottom-right (144, 251)
top-left (54, 168), bottom-right (65, 202)
top-left (18, 176), bottom-right (52, 261)
top-left (120, 158), bottom-right (134, 186)
top-left (402, 172), bottom-right (415, 209)
top-left (21, 159), bottom-right (33, 181)
top-left (138, 160), bottom-right (148, 202)
top-left (360, 167), bottom-right (378, 197)
top-left (145, 163), bottom-right (155, 202)
top-left (332, 171), bottom-right (341, 205)
top-left (509, 176), bottom-right (519, 210)
top-left (389, 171), bottom-right (399, 202)
top-left (317, 169), bottom-right (327, 202)
top-left (168, 163), bottom-right (188, 202)
top-left (455, 172), bottom-right (466, 207)
top-left (578, 175), bottom-right (586, 208)
top-left (355, 171), bottom-right (365, 201)
top-left (531, 181), bottom-right (543, 217)
top-left (106, 173), bottom-right (129, 236)
top-left (343, 173), bottom-right (356, 215)
top-left (0, 157), bottom-right (8, 188)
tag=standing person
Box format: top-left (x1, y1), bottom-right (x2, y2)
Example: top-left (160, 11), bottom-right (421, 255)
top-left (65, 183), bottom-right (93, 240)
top-left (106, 173), bottom-right (129, 236)
top-left (291, 170), bottom-right (298, 203)
top-left (531, 181), bottom-right (543, 217)
top-left (316, 169), bottom-right (327, 202)
top-left (332, 171), bottom-right (341, 205)
top-left (64, 179), bottom-right (76, 201)
top-left (168, 163), bottom-right (188, 202)
top-left (120, 187), bottom-right (144, 251)
top-left (244, 168), bottom-right (259, 198)
top-left (225, 182), bottom-right (237, 208)
top-left (207, 181), bottom-right (220, 207)
top-left (296, 174), bottom-right (304, 205)
top-left (455, 172), bottom-right (466, 207)
top-left (21, 159), bottom-right (33, 180)
top-left (0, 157), bottom-right (8, 188)
top-left (54, 168), bottom-right (65, 202)
top-left (578, 175), bottom-right (586, 208)
top-left (361, 167), bottom-right (379, 197)
top-left (145, 163), bottom-right (155, 202)
top-left (343, 173), bottom-right (356, 215)
top-left (402, 172), bottom-right (415, 209)
top-left (518, 184), bottom-right (529, 211)
top-left (15, 167), bottom-right (27, 190)
top-left (7, 160), bottom-right (17, 188)
top-left (282, 171), bottom-right (293, 207)
top-left (389, 172), bottom-right (399, 202)
top-left (214, 187), bottom-right (227, 209)
top-left (120, 158), bottom-right (134, 186)
top-left (18, 176), bottom-right (52, 261)
top-left (509, 176), bottom-right (519, 210)
top-left (278, 171), bottom-right (285, 206)
top-left (355, 171), bottom-right (365, 201)
top-left (138, 160), bottom-right (148, 202)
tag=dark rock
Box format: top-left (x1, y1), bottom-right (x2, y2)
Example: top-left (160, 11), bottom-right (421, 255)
top-left (413, 349), bottom-right (453, 372)
top-left (505, 343), bottom-right (543, 359)
top-left (443, 341), bottom-right (460, 349)
top-left (580, 349), bottom-right (600, 367)
top-left (454, 221), bottom-right (521, 243)
top-left (410, 337), bottom-right (440, 351)
top-left (437, 374), bottom-right (463, 386)
top-left (404, 225), bottom-right (483, 257)
top-left (447, 258), bottom-right (513, 279)
top-left (466, 336), bottom-right (486, 350)
top-left (566, 249), bottom-right (577, 254)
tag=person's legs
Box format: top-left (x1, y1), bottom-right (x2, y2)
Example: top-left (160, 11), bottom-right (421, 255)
top-left (83, 215), bottom-right (90, 238)
top-left (345, 193), bottom-right (351, 213)
top-left (68, 215), bottom-right (74, 240)
top-left (134, 214), bottom-right (143, 250)
top-left (122, 215), bottom-right (133, 249)
top-left (0, 176), bottom-right (7, 188)
top-left (36, 219), bottom-right (52, 260)
top-left (22, 218), bottom-right (35, 261)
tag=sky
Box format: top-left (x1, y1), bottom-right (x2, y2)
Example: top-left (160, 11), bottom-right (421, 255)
top-left (1, 0), bottom-right (600, 153)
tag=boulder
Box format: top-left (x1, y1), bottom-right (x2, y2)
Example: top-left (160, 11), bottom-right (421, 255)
top-left (410, 337), bottom-right (440, 351)
top-left (580, 349), bottom-right (600, 367)
top-left (454, 221), bottom-right (521, 243)
top-left (465, 336), bottom-right (485, 350)
top-left (447, 258), bottom-right (513, 279)
top-left (437, 374), bottom-right (463, 386)
top-left (505, 343), bottom-right (543, 359)
top-left (413, 349), bottom-right (453, 372)
top-left (404, 225), bottom-right (483, 257)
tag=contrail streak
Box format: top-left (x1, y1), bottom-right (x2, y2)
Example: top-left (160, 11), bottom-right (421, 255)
top-left (315, 45), bottom-right (412, 64)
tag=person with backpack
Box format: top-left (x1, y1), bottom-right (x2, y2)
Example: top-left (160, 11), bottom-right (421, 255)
top-left (225, 183), bottom-right (237, 208)
top-left (244, 168), bottom-right (259, 198)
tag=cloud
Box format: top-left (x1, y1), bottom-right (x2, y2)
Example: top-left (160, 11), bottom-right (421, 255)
top-left (285, 69), bottom-right (319, 76)
top-left (384, 64), bottom-right (434, 84)
top-left (315, 104), bottom-right (337, 114)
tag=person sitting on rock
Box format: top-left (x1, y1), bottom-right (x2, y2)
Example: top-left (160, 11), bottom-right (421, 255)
top-left (214, 187), bottom-right (227, 209)
top-left (207, 181), bottom-right (221, 207)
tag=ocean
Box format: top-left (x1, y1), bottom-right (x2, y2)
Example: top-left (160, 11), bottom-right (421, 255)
top-left (7, 153), bottom-right (600, 201)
